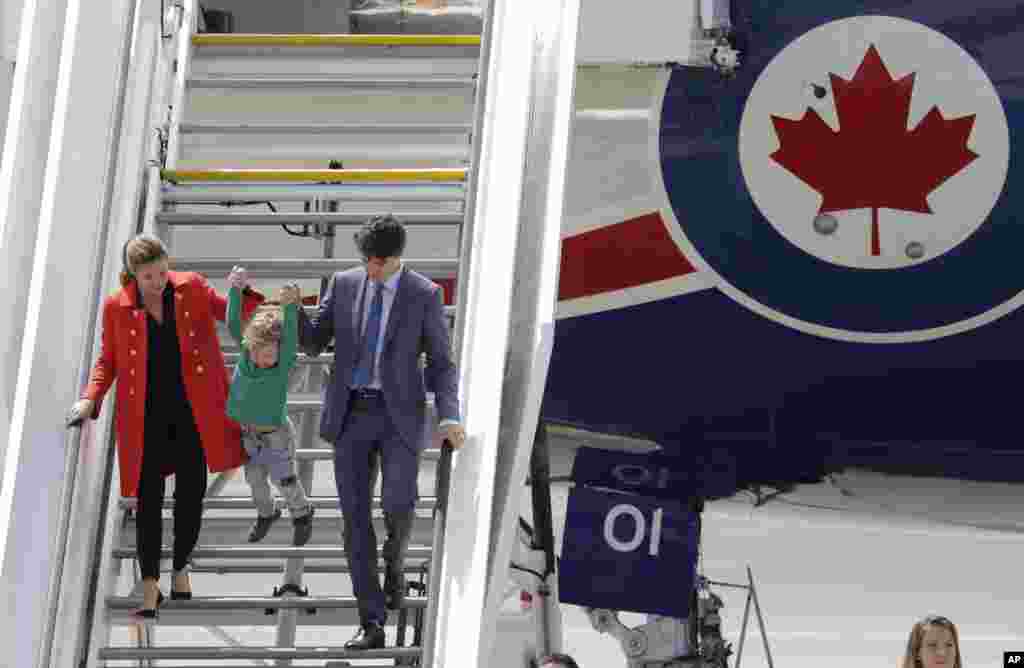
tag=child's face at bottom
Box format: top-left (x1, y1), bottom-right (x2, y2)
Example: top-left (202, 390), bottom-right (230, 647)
top-left (251, 342), bottom-right (279, 369)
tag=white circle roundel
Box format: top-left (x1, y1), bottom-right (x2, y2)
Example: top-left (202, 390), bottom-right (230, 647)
top-left (738, 15), bottom-right (1009, 271)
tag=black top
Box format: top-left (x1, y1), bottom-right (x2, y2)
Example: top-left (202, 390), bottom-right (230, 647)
top-left (139, 282), bottom-right (191, 426)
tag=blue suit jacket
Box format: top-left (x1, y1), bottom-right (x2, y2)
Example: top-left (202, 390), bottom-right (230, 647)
top-left (297, 266), bottom-right (459, 451)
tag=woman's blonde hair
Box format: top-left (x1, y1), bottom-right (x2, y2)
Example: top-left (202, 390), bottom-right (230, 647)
top-left (243, 301), bottom-right (283, 353)
top-left (120, 234), bottom-right (169, 287)
top-left (901, 615), bottom-right (962, 668)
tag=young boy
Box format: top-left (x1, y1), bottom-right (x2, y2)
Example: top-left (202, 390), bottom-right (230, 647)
top-left (226, 267), bottom-right (314, 546)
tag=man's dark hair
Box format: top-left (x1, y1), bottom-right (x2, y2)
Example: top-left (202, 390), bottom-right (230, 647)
top-left (354, 214), bottom-right (407, 259)
top-left (540, 653), bottom-right (580, 668)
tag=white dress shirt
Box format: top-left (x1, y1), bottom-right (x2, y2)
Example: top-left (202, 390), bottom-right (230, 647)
top-left (354, 264), bottom-right (459, 429)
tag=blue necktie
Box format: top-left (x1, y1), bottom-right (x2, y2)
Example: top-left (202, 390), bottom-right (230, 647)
top-left (353, 283), bottom-right (383, 387)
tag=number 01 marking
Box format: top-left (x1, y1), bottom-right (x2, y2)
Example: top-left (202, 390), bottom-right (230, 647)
top-left (602, 504), bottom-right (663, 556)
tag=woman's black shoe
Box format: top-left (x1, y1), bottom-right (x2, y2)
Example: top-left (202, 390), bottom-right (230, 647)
top-left (134, 591), bottom-right (164, 621)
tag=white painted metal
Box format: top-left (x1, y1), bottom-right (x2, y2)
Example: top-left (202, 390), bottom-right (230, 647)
top-left (164, 0), bottom-right (195, 170)
top-left (0, 0), bottom-right (23, 62)
top-left (424, 0), bottom-right (540, 665)
top-left (0, 0), bottom-right (70, 502)
top-left (1, 0), bottom-right (137, 666)
top-left (479, 0), bottom-right (579, 663)
top-left (0, 0), bottom-right (23, 154)
top-left (0, 59), bottom-right (13, 161)
top-left (74, 3), bottom-right (194, 665)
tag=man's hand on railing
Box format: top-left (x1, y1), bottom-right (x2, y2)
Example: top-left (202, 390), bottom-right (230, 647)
top-left (441, 423), bottom-right (466, 449)
top-left (65, 399), bottom-right (94, 428)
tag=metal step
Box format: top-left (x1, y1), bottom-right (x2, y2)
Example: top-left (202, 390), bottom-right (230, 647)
top-left (179, 145), bottom-right (470, 164)
top-left (177, 123), bottom-right (473, 163)
top-left (100, 644), bottom-right (421, 661)
top-left (118, 496), bottom-right (438, 511)
top-left (118, 515), bottom-right (437, 547)
top-left (161, 168), bottom-right (467, 183)
top-left (188, 35), bottom-right (480, 82)
top-left (192, 33), bottom-right (481, 48)
top-left (157, 211), bottom-right (464, 227)
top-left (172, 257), bottom-right (458, 279)
top-left (105, 595), bottom-right (426, 612)
top-left (105, 605), bottom-right (395, 628)
top-left (111, 545), bottom-right (433, 560)
top-left (165, 560), bottom-right (429, 575)
top-left (104, 596), bottom-right (428, 629)
top-left (187, 76), bottom-right (475, 90)
top-left (179, 143), bottom-right (470, 164)
top-left (161, 183), bottom-right (466, 203)
top-left (180, 122), bottom-right (472, 136)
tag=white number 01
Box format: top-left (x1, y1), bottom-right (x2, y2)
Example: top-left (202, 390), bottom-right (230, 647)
top-left (602, 504), bottom-right (663, 556)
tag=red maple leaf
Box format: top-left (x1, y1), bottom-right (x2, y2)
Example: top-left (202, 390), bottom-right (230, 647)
top-left (769, 45), bottom-right (978, 256)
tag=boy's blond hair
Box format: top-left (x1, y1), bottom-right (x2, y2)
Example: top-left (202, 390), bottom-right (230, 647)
top-left (243, 301), bottom-right (284, 354)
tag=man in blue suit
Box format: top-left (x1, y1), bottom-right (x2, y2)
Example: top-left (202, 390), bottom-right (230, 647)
top-left (297, 214), bottom-right (466, 649)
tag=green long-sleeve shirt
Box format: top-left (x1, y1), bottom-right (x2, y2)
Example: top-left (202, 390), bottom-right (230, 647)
top-left (226, 287), bottom-right (297, 427)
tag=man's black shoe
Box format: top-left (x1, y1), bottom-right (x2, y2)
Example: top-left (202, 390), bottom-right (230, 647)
top-left (383, 565), bottom-right (406, 610)
top-left (344, 623), bottom-right (386, 650)
top-left (291, 505), bottom-right (314, 546)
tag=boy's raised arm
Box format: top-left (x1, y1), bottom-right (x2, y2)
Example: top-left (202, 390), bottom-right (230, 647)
top-left (227, 286), bottom-right (244, 345)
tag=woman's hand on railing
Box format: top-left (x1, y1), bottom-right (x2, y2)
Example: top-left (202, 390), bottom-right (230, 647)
top-left (65, 399), bottom-right (94, 428)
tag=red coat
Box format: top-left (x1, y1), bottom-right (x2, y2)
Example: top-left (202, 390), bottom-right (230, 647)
top-left (82, 271), bottom-right (264, 497)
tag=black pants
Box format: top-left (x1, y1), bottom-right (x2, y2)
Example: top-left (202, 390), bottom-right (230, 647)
top-left (136, 412), bottom-right (207, 580)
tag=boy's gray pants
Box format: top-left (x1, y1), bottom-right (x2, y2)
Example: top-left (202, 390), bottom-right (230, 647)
top-left (241, 417), bottom-right (311, 518)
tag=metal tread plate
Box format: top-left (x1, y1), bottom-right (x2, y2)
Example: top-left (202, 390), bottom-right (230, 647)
top-left (117, 495), bottom-right (439, 511)
top-left (192, 33), bottom-right (481, 48)
top-left (100, 645), bottom-right (421, 660)
top-left (105, 595), bottom-right (427, 611)
top-left (187, 76), bottom-right (476, 90)
top-left (157, 212), bottom-right (463, 226)
top-left (166, 559), bottom-right (431, 575)
top-left (117, 516), bottom-right (437, 547)
top-left (172, 257), bottom-right (458, 278)
top-left (179, 122), bottom-right (472, 135)
top-left (161, 168), bottom-right (467, 182)
top-left (110, 545), bottom-right (434, 560)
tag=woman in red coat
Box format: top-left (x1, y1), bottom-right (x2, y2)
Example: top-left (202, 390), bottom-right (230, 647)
top-left (66, 234), bottom-right (263, 619)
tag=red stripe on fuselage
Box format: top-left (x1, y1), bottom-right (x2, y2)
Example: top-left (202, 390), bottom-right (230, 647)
top-left (558, 212), bottom-right (696, 301)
